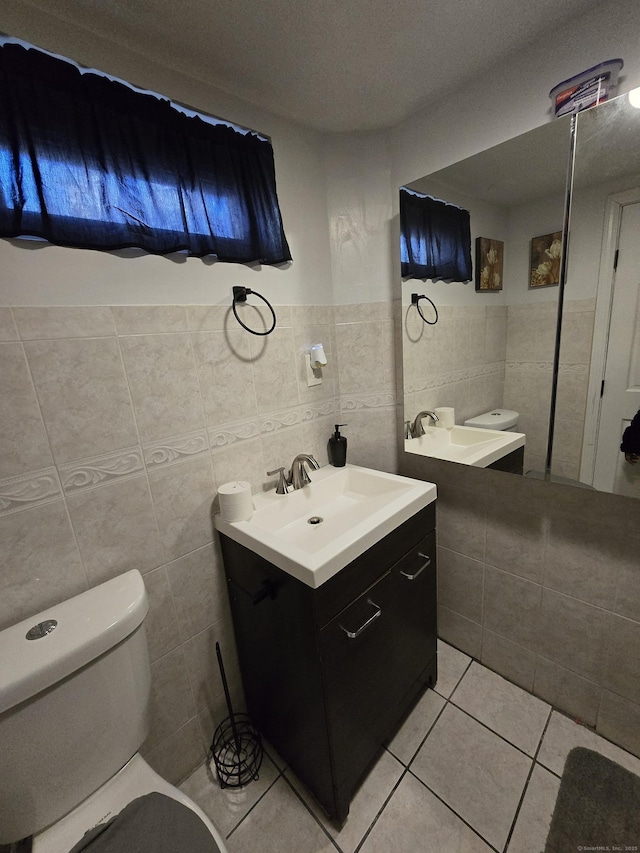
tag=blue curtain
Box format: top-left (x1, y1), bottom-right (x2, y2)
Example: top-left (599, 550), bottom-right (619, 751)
top-left (400, 188), bottom-right (471, 281)
top-left (0, 43), bottom-right (292, 264)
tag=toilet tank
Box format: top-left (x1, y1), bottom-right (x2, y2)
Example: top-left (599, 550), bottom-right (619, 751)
top-left (464, 409), bottom-right (519, 432)
top-left (0, 570), bottom-right (150, 844)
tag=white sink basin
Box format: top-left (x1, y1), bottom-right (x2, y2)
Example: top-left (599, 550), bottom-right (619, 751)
top-left (215, 464), bottom-right (436, 588)
top-left (405, 425), bottom-right (525, 467)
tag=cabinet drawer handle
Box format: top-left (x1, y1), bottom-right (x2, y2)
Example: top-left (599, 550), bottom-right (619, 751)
top-left (340, 599), bottom-right (382, 639)
top-left (400, 553), bottom-right (431, 581)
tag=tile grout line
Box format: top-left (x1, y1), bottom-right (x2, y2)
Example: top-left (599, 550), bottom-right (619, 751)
top-left (405, 769), bottom-right (502, 853)
top-left (271, 663), bottom-right (461, 853)
top-left (354, 655), bottom-right (481, 851)
top-left (224, 766), bottom-right (287, 841)
top-left (502, 704), bottom-right (554, 852)
top-left (277, 772), bottom-right (343, 852)
top-left (432, 660), bottom-right (509, 852)
top-left (226, 650), bottom-right (562, 851)
top-left (352, 767), bottom-right (410, 853)
top-left (387, 686), bottom-right (449, 769)
top-left (404, 655), bottom-right (547, 852)
top-left (447, 697), bottom-right (548, 763)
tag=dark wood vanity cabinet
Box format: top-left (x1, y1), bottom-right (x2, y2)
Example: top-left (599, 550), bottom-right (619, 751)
top-left (218, 502), bottom-right (437, 824)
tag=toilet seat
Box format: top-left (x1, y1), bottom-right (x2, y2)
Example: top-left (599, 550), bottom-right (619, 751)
top-left (33, 754), bottom-right (227, 853)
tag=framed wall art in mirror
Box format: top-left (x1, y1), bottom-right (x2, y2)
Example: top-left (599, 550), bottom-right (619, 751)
top-left (475, 238), bottom-right (504, 291)
top-left (529, 232), bottom-right (562, 288)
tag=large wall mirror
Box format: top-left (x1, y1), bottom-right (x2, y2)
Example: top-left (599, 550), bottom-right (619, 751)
top-left (401, 89), bottom-right (640, 498)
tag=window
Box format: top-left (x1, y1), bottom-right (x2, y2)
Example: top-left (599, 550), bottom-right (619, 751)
top-left (0, 41), bottom-right (292, 264)
top-left (400, 187), bottom-right (471, 281)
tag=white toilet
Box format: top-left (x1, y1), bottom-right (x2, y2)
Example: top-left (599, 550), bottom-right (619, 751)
top-left (464, 408), bottom-right (520, 432)
top-left (0, 570), bottom-right (228, 852)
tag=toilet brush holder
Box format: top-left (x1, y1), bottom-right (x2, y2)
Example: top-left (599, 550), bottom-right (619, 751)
top-left (209, 642), bottom-right (263, 789)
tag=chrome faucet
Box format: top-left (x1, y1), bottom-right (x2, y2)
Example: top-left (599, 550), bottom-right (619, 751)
top-left (289, 454), bottom-right (320, 490)
top-left (410, 410), bottom-right (439, 438)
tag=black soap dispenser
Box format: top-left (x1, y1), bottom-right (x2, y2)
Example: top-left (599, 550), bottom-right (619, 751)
top-left (328, 424), bottom-right (347, 467)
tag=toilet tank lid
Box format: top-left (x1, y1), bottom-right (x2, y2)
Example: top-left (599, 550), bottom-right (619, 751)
top-left (0, 570), bottom-right (147, 715)
top-left (464, 409), bottom-right (519, 430)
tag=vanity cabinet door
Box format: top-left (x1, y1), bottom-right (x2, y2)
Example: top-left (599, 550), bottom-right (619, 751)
top-left (319, 532), bottom-right (436, 794)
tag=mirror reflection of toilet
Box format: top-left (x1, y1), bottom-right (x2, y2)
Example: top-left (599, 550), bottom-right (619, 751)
top-left (0, 571), bottom-right (228, 852)
top-left (464, 409), bottom-right (520, 432)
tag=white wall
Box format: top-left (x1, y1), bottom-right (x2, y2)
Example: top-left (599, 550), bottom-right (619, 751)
top-left (0, 5), bottom-right (334, 307)
top-left (323, 131), bottom-right (395, 305)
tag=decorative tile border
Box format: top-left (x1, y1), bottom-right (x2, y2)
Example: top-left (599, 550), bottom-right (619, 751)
top-left (260, 408), bottom-right (302, 433)
top-left (300, 400), bottom-right (335, 421)
top-left (340, 392), bottom-right (397, 411)
top-left (208, 419), bottom-right (260, 449)
top-left (506, 361), bottom-right (588, 374)
top-left (505, 361), bottom-right (554, 372)
top-left (558, 363), bottom-right (590, 374)
top-left (208, 402), bottom-right (336, 450)
top-left (59, 447), bottom-right (144, 494)
top-left (0, 467), bottom-right (62, 516)
top-left (143, 431), bottom-right (209, 471)
top-left (406, 362), bottom-right (505, 395)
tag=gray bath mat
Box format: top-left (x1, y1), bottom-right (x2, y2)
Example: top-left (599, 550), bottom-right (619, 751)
top-left (545, 746), bottom-right (640, 852)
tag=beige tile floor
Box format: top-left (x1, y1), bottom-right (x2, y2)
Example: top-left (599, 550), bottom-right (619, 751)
top-left (181, 640), bottom-right (640, 853)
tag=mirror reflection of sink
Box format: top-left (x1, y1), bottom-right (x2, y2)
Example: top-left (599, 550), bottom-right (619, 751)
top-left (422, 425), bottom-right (506, 447)
top-left (405, 425), bottom-right (525, 467)
top-left (215, 464), bottom-right (436, 587)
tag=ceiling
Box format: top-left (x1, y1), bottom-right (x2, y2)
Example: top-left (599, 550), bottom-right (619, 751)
top-left (408, 90), bottom-right (640, 209)
top-left (409, 116), bottom-right (573, 207)
top-left (13, 0), bottom-right (602, 133)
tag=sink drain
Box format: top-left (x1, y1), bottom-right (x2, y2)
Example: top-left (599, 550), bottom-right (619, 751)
top-left (307, 516), bottom-right (323, 525)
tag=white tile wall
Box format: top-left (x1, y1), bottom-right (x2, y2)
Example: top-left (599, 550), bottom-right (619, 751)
top-left (398, 449), bottom-right (640, 761)
top-left (0, 301), bottom-right (397, 781)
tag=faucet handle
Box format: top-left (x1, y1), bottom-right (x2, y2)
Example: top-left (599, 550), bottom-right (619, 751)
top-left (266, 467), bottom-right (290, 494)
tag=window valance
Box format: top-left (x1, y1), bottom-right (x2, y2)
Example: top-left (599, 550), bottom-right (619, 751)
top-left (400, 187), bottom-right (471, 282)
top-left (0, 42), bottom-right (292, 264)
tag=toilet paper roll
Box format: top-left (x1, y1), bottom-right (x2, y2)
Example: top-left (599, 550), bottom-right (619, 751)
top-left (218, 481), bottom-right (253, 522)
top-left (434, 407), bottom-right (455, 429)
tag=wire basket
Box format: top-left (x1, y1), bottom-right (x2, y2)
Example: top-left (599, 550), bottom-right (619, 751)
top-left (210, 712), bottom-right (263, 789)
top-left (209, 642), bottom-right (263, 789)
